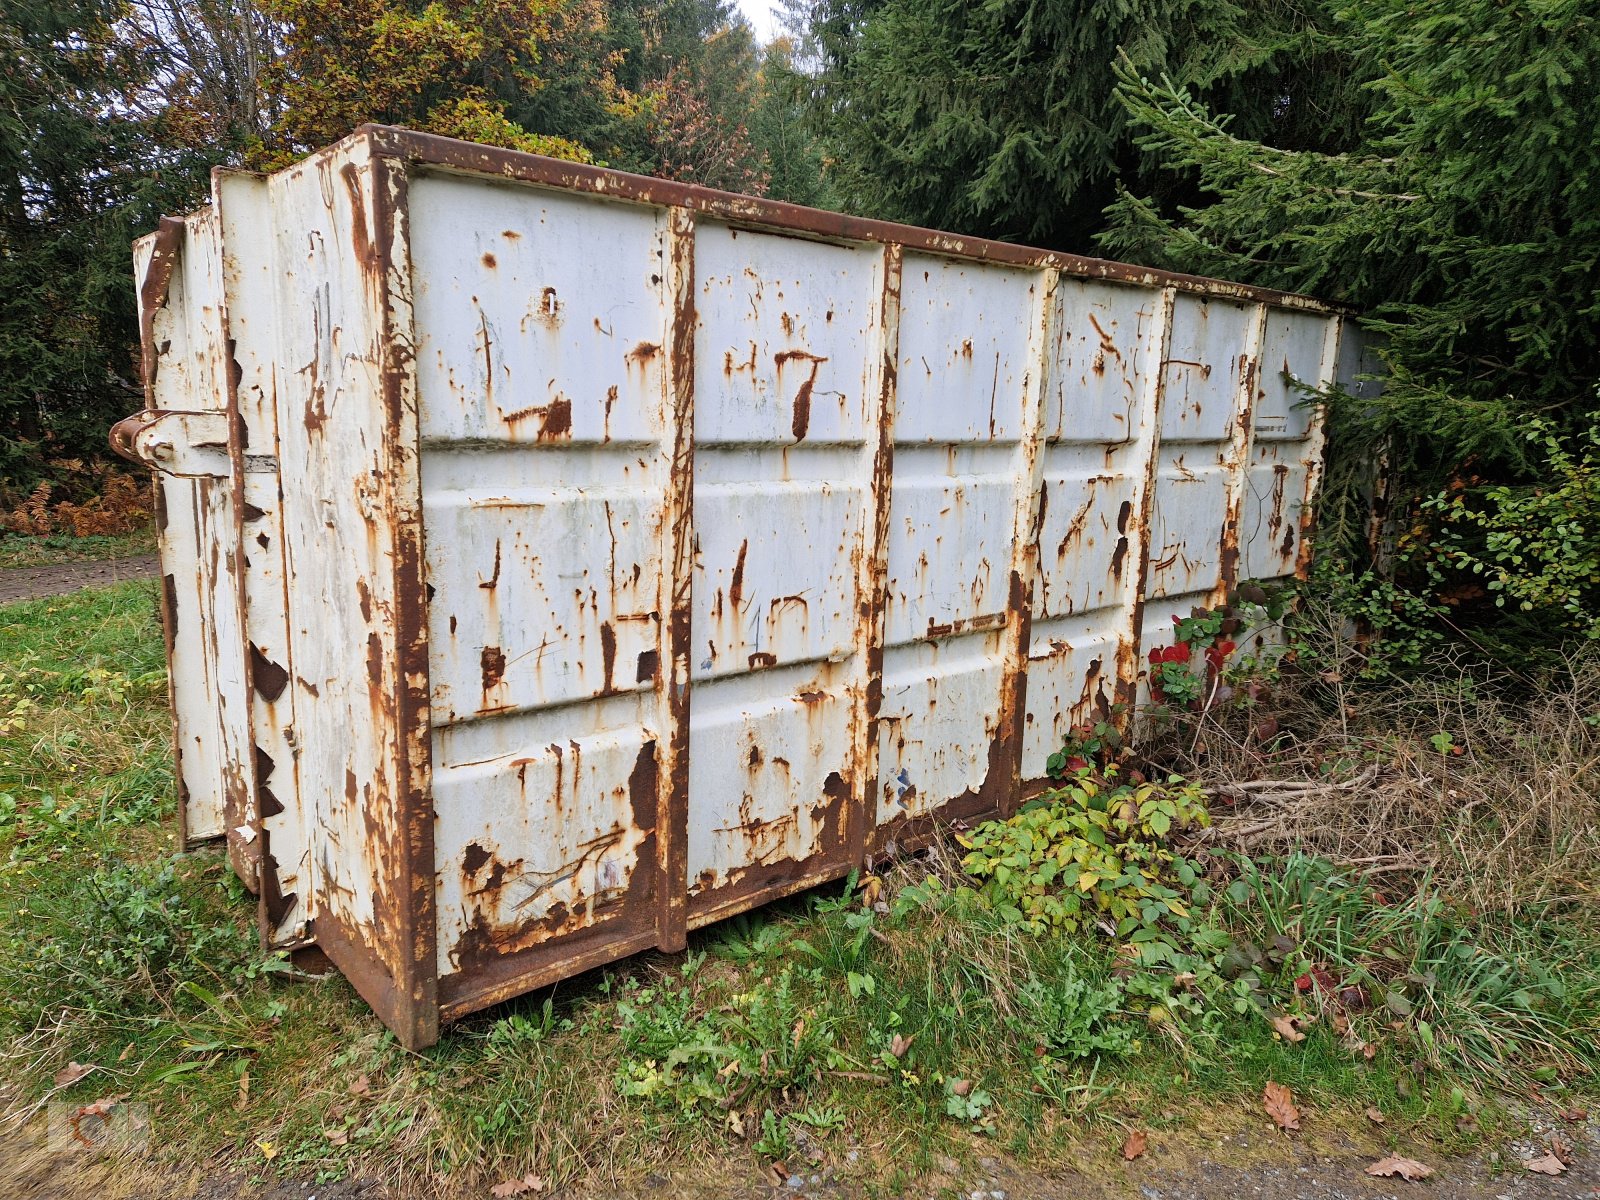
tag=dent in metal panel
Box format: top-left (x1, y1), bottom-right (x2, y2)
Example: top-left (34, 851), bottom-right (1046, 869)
top-left (433, 718), bottom-right (656, 975)
top-left (1043, 279), bottom-right (1162, 445)
top-left (875, 637), bottom-right (1004, 825)
top-left (411, 177), bottom-right (668, 446)
top-left (1022, 622), bottom-right (1122, 772)
top-left (694, 223), bottom-right (873, 445)
top-left (687, 668), bottom-right (851, 896)
top-left (1023, 284), bottom-right (1172, 778)
top-left (1158, 296), bottom-right (1254, 443)
top-left (1240, 309), bottom-right (1333, 580)
top-left (886, 256), bottom-right (1039, 643)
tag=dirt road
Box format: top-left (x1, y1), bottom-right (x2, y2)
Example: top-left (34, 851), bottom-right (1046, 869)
top-left (0, 555), bottom-right (160, 606)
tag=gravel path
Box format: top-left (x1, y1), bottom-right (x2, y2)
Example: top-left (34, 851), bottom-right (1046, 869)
top-left (0, 554), bottom-right (161, 606)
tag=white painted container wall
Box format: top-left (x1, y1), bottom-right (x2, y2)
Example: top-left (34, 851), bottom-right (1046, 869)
top-left (117, 127), bottom-right (1376, 1048)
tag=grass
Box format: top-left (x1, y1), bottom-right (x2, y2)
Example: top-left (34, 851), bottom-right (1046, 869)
top-left (0, 527), bottom-right (157, 570)
top-left (0, 582), bottom-right (1595, 1197)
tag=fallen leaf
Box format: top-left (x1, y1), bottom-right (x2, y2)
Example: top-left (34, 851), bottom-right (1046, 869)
top-left (1560, 1106), bottom-right (1588, 1122)
top-left (67, 1095), bottom-right (127, 1148)
top-left (725, 1109), bottom-right (744, 1137)
top-left (349, 1074), bottom-right (370, 1096)
top-left (950, 1078), bottom-right (973, 1097)
top-left (324, 1128), bottom-right (348, 1147)
top-left (489, 1173), bottom-right (545, 1197)
top-left (1365, 1107), bottom-right (1386, 1124)
top-left (766, 1162), bottom-right (789, 1185)
top-left (237, 1070), bottom-right (250, 1109)
top-left (1262, 1081), bottom-right (1300, 1132)
top-left (255, 1138), bottom-right (278, 1161)
top-left (1522, 1153), bottom-right (1566, 1176)
top-left (76, 1095), bottom-right (126, 1119)
top-left (1121, 1130), bottom-right (1147, 1161)
top-left (889, 1033), bottom-right (915, 1058)
top-left (1270, 1014), bottom-right (1309, 1044)
top-left (1455, 1113), bottom-right (1479, 1135)
top-left (1365, 1155), bottom-right (1434, 1181)
top-left (53, 1062), bottom-right (91, 1089)
top-left (1550, 1135), bottom-right (1573, 1166)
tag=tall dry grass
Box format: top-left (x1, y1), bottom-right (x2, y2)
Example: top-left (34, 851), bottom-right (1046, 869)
top-left (1146, 606), bottom-right (1600, 916)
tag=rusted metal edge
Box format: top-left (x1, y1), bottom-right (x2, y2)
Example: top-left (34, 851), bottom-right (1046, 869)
top-left (187, 203), bottom-right (261, 891)
top-left (129, 224), bottom-right (208, 851)
top-left (1293, 318), bottom-right (1341, 579)
top-left (1115, 287), bottom-right (1178, 715)
top-left (211, 166), bottom-right (308, 946)
top-left (137, 216), bottom-right (185, 408)
top-left (847, 244), bottom-right (903, 868)
top-left (356, 126), bottom-right (1346, 317)
top-left (656, 206), bottom-right (696, 954)
top-left (1215, 304), bottom-right (1267, 605)
top-left (992, 269), bottom-right (1060, 820)
top-left (439, 927), bottom-right (660, 1022)
top-left (369, 150), bottom-right (441, 1050)
top-left (212, 169), bottom-right (272, 925)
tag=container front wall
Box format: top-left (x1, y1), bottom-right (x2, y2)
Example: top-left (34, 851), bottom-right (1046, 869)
top-left (133, 128), bottom-right (1363, 1046)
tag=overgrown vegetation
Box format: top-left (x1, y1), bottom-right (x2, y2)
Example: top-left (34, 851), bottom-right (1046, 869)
top-left (1, 582), bottom-right (1594, 1194)
top-left (1098, 0), bottom-right (1600, 664)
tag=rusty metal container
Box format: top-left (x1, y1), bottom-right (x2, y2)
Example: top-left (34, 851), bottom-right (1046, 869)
top-left (114, 127), bottom-right (1377, 1048)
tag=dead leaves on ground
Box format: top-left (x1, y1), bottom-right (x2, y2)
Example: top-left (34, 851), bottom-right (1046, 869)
top-left (1120, 1129), bottom-right (1148, 1161)
top-left (1523, 1135), bottom-right (1572, 1176)
top-left (1365, 1155), bottom-right (1434, 1181)
top-left (1269, 1013), bottom-right (1311, 1043)
top-left (52, 1061), bottom-right (92, 1089)
top-left (489, 1173), bottom-right (546, 1196)
top-left (1522, 1152), bottom-right (1567, 1176)
top-left (1262, 1081), bottom-right (1301, 1132)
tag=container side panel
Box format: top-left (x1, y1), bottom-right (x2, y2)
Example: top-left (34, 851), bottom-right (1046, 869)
top-left (875, 255), bottom-right (1040, 831)
top-left (406, 175), bottom-right (671, 993)
top-left (1023, 280), bottom-right (1169, 777)
top-left (267, 139), bottom-right (433, 1041)
top-left (1240, 309), bottom-right (1337, 581)
top-left (686, 223), bottom-right (880, 907)
top-left (1147, 296), bottom-right (1258, 604)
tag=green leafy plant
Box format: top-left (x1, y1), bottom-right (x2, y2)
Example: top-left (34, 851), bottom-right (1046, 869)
top-left (958, 766), bottom-right (1210, 934)
top-left (1145, 583), bottom-right (1292, 709)
top-left (1423, 417), bottom-right (1600, 642)
top-left (942, 1077), bottom-right (994, 1130)
top-left (1045, 707), bottom-right (1127, 778)
top-left (1011, 971), bottom-right (1136, 1061)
